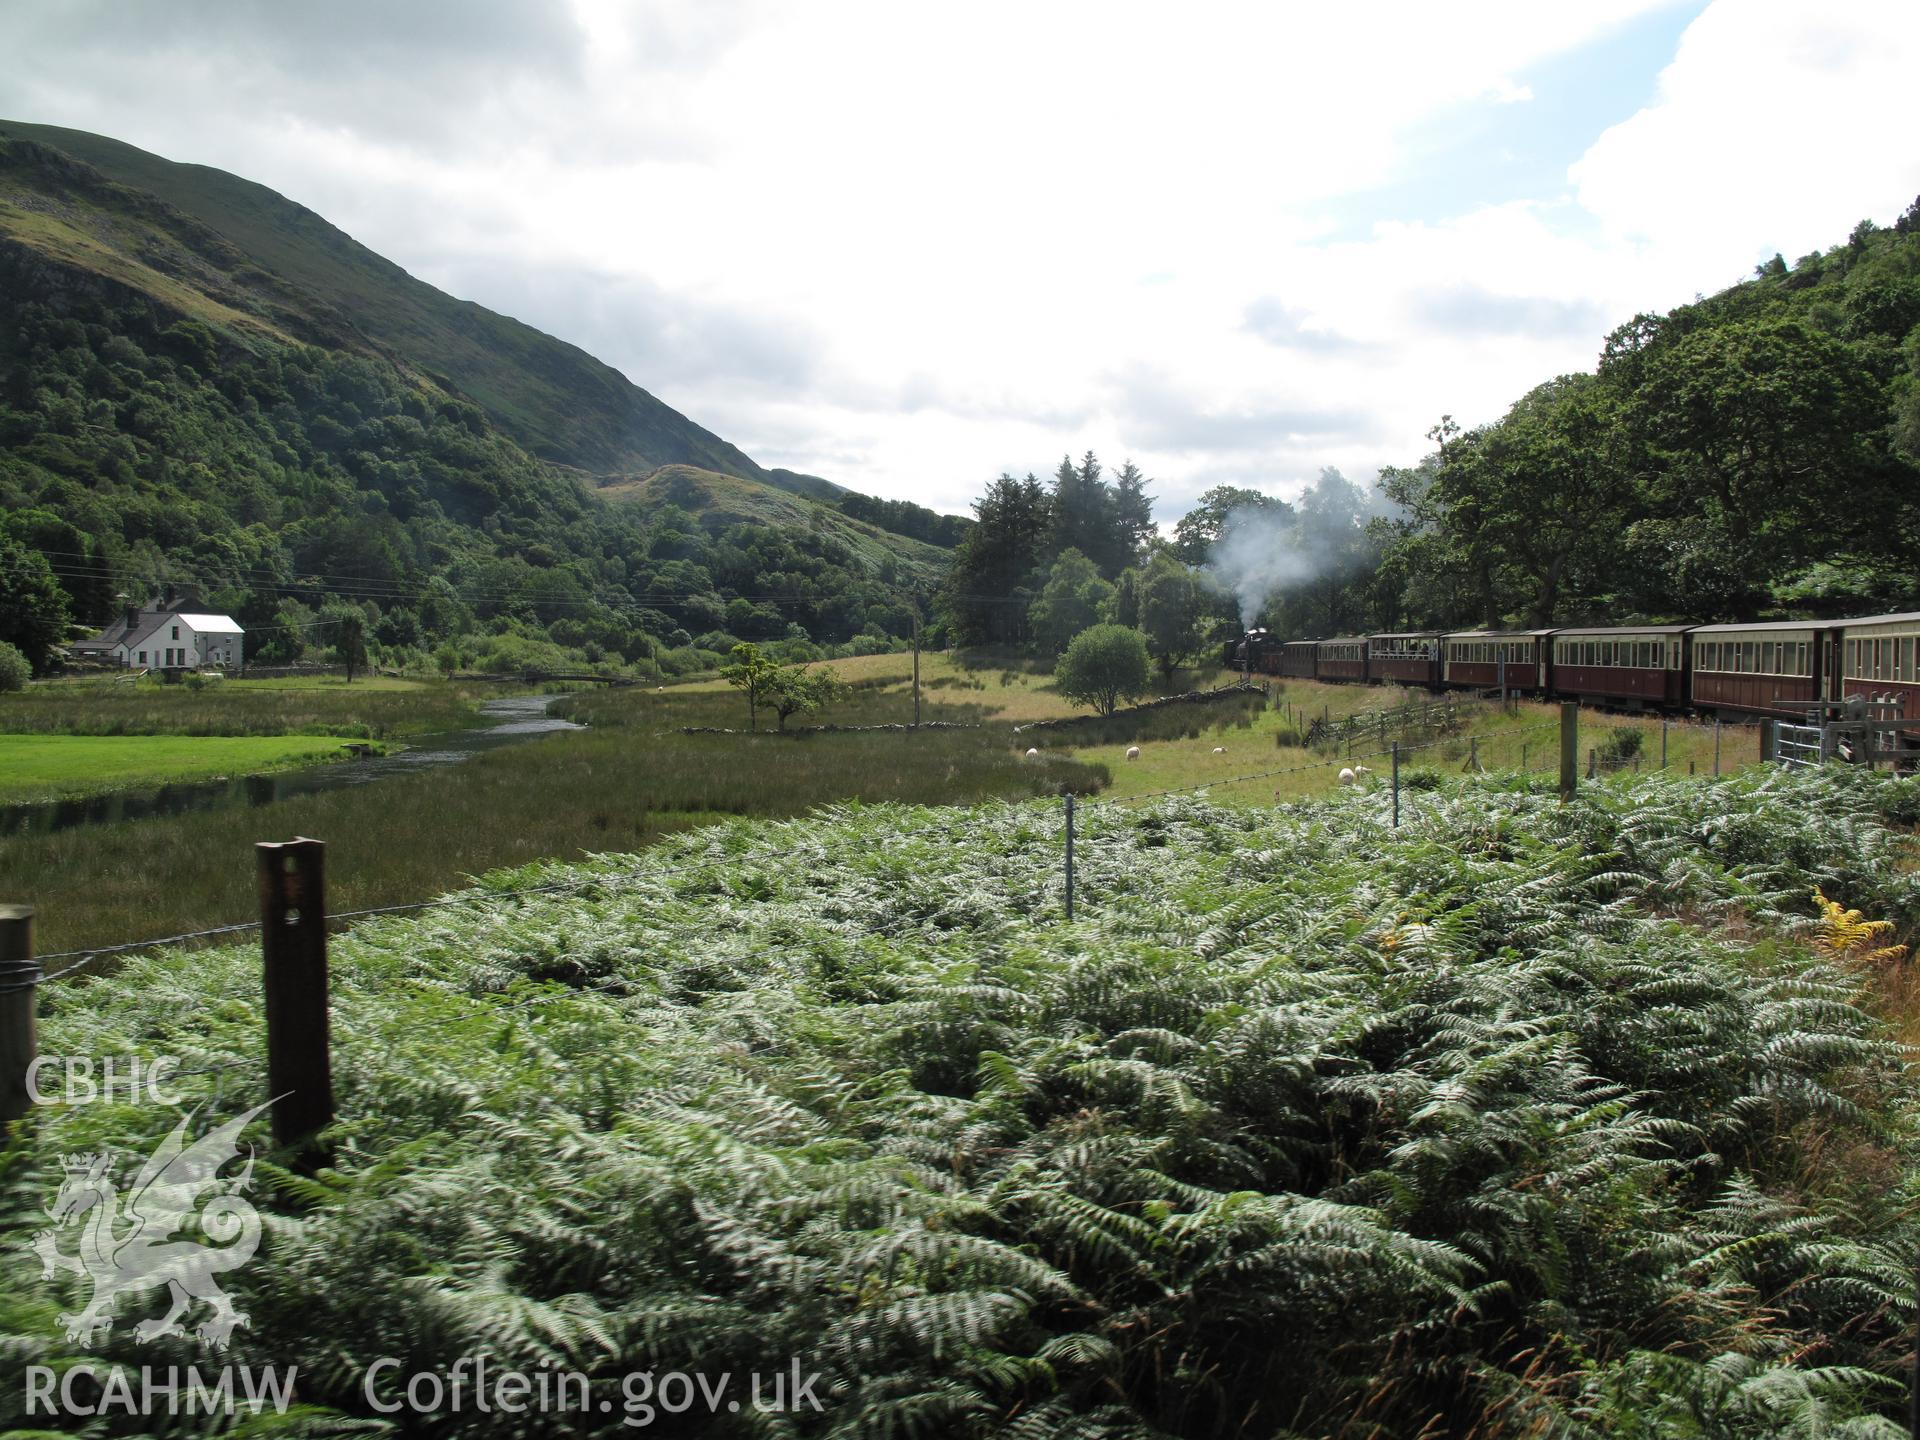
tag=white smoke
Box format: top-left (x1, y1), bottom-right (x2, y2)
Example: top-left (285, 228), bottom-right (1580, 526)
top-left (1209, 508), bottom-right (1322, 630)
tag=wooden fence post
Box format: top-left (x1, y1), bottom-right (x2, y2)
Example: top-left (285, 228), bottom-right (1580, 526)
top-left (1391, 742), bottom-right (1401, 828)
top-left (258, 838), bottom-right (334, 1153)
top-left (1063, 794), bottom-right (1076, 921)
top-left (1560, 703), bottom-right (1578, 801)
top-left (1661, 719), bottom-right (1669, 769)
top-left (1713, 719), bottom-right (1722, 777)
top-left (1760, 718), bottom-right (1777, 764)
top-left (0, 906), bottom-right (37, 1126)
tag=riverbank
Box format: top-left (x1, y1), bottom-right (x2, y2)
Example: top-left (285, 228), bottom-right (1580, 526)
top-left (0, 732), bottom-right (362, 805)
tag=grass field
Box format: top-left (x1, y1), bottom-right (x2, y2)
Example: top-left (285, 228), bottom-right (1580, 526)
top-left (0, 733), bottom-right (353, 804)
top-left (11, 658), bottom-right (1773, 953)
top-left (605, 654), bottom-right (1764, 806)
top-left (0, 673), bottom-right (489, 738)
top-left (1075, 685), bottom-right (1758, 803)
top-left (9, 720), bottom-right (1106, 954)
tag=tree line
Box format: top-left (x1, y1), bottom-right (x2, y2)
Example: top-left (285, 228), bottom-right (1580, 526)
top-left (1373, 200), bottom-right (1920, 631)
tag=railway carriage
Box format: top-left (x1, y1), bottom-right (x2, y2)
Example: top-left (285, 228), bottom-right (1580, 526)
top-left (1315, 637), bottom-right (1369, 683)
top-left (1277, 639), bottom-right (1317, 678)
top-left (1688, 620), bottom-right (1836, 717)
top-left (1549, 625), bottom-right (1693, 708)
top-left (1367, 632), bottom-right (1442, 689)
top-left (1443, 630), bottom-right (1553, 694)
top-left (1832, 612), bottom-right (1920, 714)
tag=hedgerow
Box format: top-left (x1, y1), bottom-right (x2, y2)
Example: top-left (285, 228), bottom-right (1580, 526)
top-left (7, 765), bottom-right (1920, 1436)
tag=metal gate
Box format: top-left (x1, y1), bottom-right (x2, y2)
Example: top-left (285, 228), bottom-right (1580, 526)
top-left (1773, 722), bottom-right (1826, 770)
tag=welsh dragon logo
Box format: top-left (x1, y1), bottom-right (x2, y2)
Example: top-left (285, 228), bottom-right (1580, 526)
top-left (29, 1103), bottom-right (268, 1349)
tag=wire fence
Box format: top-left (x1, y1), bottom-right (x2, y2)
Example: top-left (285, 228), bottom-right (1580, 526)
top-left (11, 708), bottom-right (1753, 994)
top-left (0, 700), bottom-right (1792, 1148)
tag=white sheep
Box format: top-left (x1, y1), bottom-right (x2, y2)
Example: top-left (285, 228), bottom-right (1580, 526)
top-left (1212, 746), bottom-right (1227, 754)
top-left (1025, 747), bottom-right (1040, 761)
top-left (1353, 764), bottom-right (1372, 777)
top-left (1338, 767), bottom-right (1358, 787)
top-left (1125, 745), bottom-right (1141, 760)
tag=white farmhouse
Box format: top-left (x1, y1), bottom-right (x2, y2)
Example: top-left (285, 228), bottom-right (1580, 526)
top-left (75, 603), bottom-right (246, 671)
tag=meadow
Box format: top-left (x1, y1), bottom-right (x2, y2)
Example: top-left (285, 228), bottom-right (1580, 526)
top-left (5, 721), bottom-right (1106, 953)
top-left (12, 766), bottom-right (1920, 1437)
top-left (5, 657), bottom-right (1773, 952)
top-left (0, 733), bottom-right (353, 804)
top-left (0, 672), bottom-right (489, 738)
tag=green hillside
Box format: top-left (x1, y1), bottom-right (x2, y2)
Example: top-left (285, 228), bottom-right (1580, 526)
top-left (0, 119), bottom-right (764, 482)
top-left (0, 123), bottom-right (956, 675)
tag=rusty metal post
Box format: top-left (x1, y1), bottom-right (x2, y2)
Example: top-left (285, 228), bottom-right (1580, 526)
top-left (258, 839), bottom-right (333, 1152)
top-left (0, 907), bottom-right (37, 1126)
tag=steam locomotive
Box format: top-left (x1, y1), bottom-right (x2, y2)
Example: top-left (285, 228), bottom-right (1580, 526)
top-left (1229, 613), bottom-right (1920, 719)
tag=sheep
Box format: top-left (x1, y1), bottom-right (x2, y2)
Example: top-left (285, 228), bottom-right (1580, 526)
top-left (1025, 747), bottom-right (1040, 761)
top-left (1212, 746), bottom-right (1227, 754)
top-left (1125, 745), bottom-right (1141, 760)
top-left (1338, 767), bottom-right (1358, 787)
top-left (1353, 764), bottom-right (1372, 777)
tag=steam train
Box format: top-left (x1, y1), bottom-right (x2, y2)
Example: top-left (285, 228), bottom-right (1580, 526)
top-left (1229, 612), bottom-right (1920, 720)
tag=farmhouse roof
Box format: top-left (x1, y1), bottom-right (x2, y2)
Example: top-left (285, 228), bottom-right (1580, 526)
top-left (81, 607), bottom-right (245, 653)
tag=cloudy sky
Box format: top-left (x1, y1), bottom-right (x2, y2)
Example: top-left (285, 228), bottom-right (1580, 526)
top-left (4, 1), bottom-right (1918, 519)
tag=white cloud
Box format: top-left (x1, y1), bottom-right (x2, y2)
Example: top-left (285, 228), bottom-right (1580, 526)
top-left (1571, 0), bottom-right (1920, 289)
top-left (2, 0), bottom-right (1917, 520)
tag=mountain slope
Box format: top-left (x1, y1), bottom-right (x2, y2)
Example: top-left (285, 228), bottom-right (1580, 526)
top-left (0, 119), bottom-right (770, 483)
top-left (0, 122), bottom-right (953, 673)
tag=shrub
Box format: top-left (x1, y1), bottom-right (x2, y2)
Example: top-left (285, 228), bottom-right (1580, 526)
top-left (1600, 726), bottom-right (1646, 764)
top-left (0, 640), bottom-right (29, 692)
top-left (1055, 624), bottom-right (1152, 716)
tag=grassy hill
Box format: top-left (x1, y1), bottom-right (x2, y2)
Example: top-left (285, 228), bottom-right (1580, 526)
top-left (0, 121), bottom-right (959, 673)
top-left (0, 119), bottom-right (766, 482)
top-left (600, 463), bottom-right (949, 580)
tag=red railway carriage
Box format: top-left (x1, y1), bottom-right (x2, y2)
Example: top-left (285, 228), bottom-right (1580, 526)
top-left (1315, 637), bottom-right (1369, 682)
top-left (1442, 630), bottom-right (1552, 693)
top-left (1834, 612), bottom-right (1920, 715)
top-left (1549, 625), bottom-right (1693, 708)
top-left (1278, 640), bottom-right (1317, 678)
top-left (1689, 620), bottom-right (1837, 717)
top-left (1367, 632), bottom-right (1442, 689)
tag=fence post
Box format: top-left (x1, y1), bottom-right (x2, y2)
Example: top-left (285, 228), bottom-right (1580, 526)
top-left (1560, 703), bottom-right (1578, 801)
top-left (1467, 736), bottom-right (1479, 772)
top-left (1588, 748), bottom-right (1597, 780)
top-left (1713, 719), bottom-right (1721, 777)
top-left (1661, 719), bottom-right (1669, 769)
top-left (1391, 742), bottom-right (1401, 828)
top-left (0, 906), bottom-right (37, 1126)
top-left (1522, 742), bottom-right (1529, 773)
top-left (258, 838), bottom-right (334, 1153)
top-left (1760, 718), bottom-right (1776, 764)
top-left (1063, 794), bottom-right (1075, 921)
